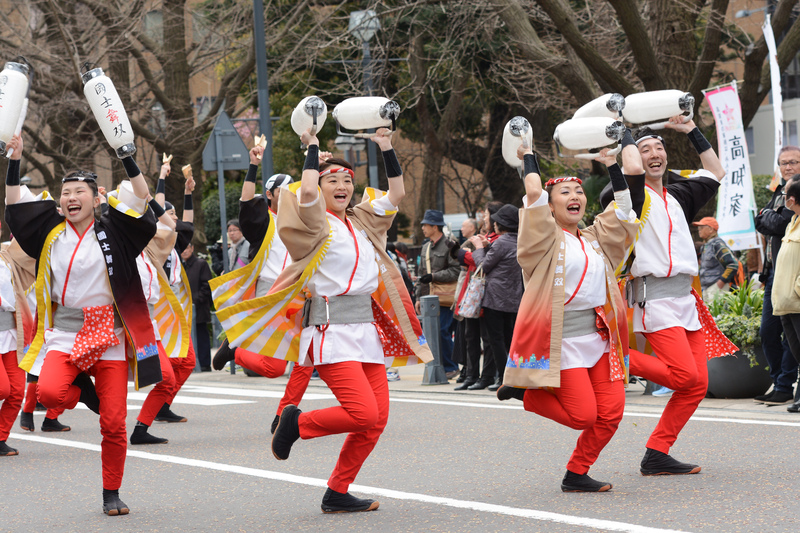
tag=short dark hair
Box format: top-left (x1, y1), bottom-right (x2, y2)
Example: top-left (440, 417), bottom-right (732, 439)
top-left (633, 126), bottom-right (663, 144)
top-left (495, 222), bottom-right (516, 233)
top-left (227, 219), bottom-right (241, 230)
top-left (61, 170), bottom-right (99, 196)
top-left (394, 241), bottom-right (408, 254)
top-left (786, 175), bottom-right (800, 203)
top-left (779, 146), bottom-right (800, 158)
top-left (319, 157), bottom-right (353, 173)
top-left (486, 201), bottom-right (503, 216)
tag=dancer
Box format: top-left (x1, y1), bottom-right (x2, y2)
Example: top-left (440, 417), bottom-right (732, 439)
top-left (261, 126), bottom-right (431, 513)
top-left (210, 145), bottom-right (314, 434)
top-left (497, 143), bottom-right (639, 492)
top-left (5, 133), bottom-right (158, 515)
top-left (19, 378), bottom-right (70, 433)
top-left (625, 118), bottom-right (731, 475)
top-left (153, 162), bottom-right (197, 424)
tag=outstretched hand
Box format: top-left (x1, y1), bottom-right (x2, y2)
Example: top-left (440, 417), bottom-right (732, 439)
top-left (301, 128), bottom-right (319, 147)
top-left (369, 128), bottom-right (393, 151)
top-left (6, 134), bottom-right (22, 160)
top-left (664, 115), bottom-right (696, 134)
top-left (516, 143), bottom-right (533, 160)
top-left (249, 146), bottom-right (263, 165)
top-left (594, 147), bottom-right (618, 167)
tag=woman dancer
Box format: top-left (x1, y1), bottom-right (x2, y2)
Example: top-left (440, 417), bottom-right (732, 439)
top-left (5, 133), bottom-right (158, 515)
top-left (497, 143), bottom-right (640, 492)
top-left (269, 127), bottom-right (431, 513)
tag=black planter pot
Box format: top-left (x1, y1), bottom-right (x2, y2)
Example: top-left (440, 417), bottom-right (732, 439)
top-left (706, 345), bottom-right (772, 399)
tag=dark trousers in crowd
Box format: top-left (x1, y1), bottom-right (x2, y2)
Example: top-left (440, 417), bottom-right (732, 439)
top-left (195, 322), bottom-right (212, 370)
top-left (439, 306), bottom-right (458, 373)
top-left (761, 270), bottom-right (798, 395)
top-left (778, 314), bottom-right (800, 401)
top-left (463, 317), bottom-right (495, 385)
top-left (482, 307), bottom-right (517, 384)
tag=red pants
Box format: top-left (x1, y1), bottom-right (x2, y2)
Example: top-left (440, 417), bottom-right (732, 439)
top-left (629, 327), bottom-right (707, 454)
top-left (23, 381), bottom-right (65, 418)
top-left (298, 362), bottom-right (389, 493)
top-left (37, 351), bottom-right (128, 490)
top-left (165, 341), bottom-right (196, 405)
top-left (138, 341), bottom-right (176, 426)
top-left (276, 364), bottom-right (313, 415)
top-left (0, 351), bottom-right (24, 441)
top-left (235, 348), bottom-right (287, 378)
top-left (523, 354), bottom-right (625, 475)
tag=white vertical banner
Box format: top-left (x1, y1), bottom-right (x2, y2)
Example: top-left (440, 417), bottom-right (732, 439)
top-left (703, 81), bottom-right (759, 250)
top-left (763, 14), bottom-right (784, 175)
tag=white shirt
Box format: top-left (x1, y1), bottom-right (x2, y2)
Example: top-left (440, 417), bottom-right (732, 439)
top-left (136, 253), bottom-right (162, 340)
top-left (257, 216), bottom-right (291, 293)
top-left (0, 259), bottom-right (17, 354)
top-left (631, 185), bottom-right (701, 333)
top-left (46, 220), bottom-right (126, 361)
top-left (297, 194), bottom-right (396, 367)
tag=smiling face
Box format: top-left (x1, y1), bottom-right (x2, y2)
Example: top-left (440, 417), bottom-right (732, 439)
top-left (320, 172), bottom-right (354, 216)
top-left (60, 181), bottom-right (100, 225)
top-left (638, 137), bottom-right (668, 181)
top-left (697, 225), bottom-right (714, 241)
top-left (548, 181), bottom-right (586, 229)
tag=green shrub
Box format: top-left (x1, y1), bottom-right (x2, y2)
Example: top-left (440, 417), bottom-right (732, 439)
top-left (708, 279), bottom-right (763, 366)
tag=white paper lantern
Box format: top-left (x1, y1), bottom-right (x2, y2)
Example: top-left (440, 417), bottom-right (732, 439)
top-left (501, 116), bottom-right (533, 169)
top-left (290, 96), bottom-right (328, 136)
top-left (332, 97), bottom-right (400, 132)
top-left (0, 62), bottom-right (31, 155)
top-left (573, 93), bottom-right (625, 120)
top-left (553, 117), bottom-right (625, 159)
top-left (82, 67), bottom-right (136, 158)
top-left (622, 90), bottom-right (695, 129)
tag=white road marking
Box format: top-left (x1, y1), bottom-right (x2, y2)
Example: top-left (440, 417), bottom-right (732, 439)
top-left (177, 385), bottom-right (334, 401)
top-left (9, 433), bottom-right (689, 533)
top-left (125, 392), bottom-right (254, 406)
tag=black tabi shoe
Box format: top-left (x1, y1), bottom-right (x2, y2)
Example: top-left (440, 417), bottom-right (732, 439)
top-left (321, 487), bottom-right (380, 513)
top-left (19, 411), bottom-right (34, 432)
top-left (763, 390), bottom-right (794, 405)
top-left (640, 448), bottom-right (701, 476)
top-left (212, 339), bottom-right (236, 371)
top-left (41, 417), bottom-right (71, 432)
top-left (0, 440), bottom-right (19, 456)
top-left (154, 403), bottom-right (187, 423)
top-left (753, 390), bottom-right (775, 404)
top-left (130, 424), bottom-right (169, 445)
top-left (72, 372), bottom-right (101, 415)
top-left (270, 414), bottom-right (280, 435)
top-left (561, 471), bottom-right (613, 492)
top-left (496, 385), bottom-right (525, 402)
top-left (102, 489), bottom-right (130, 516)
top-left (487, 379), bottom-right (502, 392)
top-left (787, 400), bottom-right (800, 413)
top-left (272, 405), bottom-right (301, 460)
top-left (454, 380), bottom-right (476, 391)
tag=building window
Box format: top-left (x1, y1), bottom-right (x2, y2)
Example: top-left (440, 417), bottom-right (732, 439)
top-left (143, 10), bottom-right (163, 45)
top-left (745, 127), bottom-right (755, 154)
top-left (785, 120), bottom-right (798, 147)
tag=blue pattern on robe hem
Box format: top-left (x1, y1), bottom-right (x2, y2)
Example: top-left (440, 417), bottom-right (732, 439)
top-left (507, 355), bottom-right (550, 370)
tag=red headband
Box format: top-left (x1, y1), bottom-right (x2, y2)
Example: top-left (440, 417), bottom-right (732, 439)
top-left (319, 167), bottom-right (355, 179)
top-left (544, 176), bottom-right (582, 187)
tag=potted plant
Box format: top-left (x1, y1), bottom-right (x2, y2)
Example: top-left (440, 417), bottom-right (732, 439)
top-left (705, 280), bottom-right (772, 398)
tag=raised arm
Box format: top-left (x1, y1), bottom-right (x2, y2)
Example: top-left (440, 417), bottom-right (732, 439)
top-left (665, 117), bottom-right (725, 181)
top-left (5, 134), bottom-right (22, 205)
top-left (370, 128), bottom-right (405, 206)
top-left (155, 161), bottom-right (170, 206)
top-left (299, 129), bottom-right (321, 205)
top-left (517, 143), bottom-right (542, 206)
top-left (182, 165), bottom-right (195, 223)
top-left (241, 146), bottom-right (263, 202)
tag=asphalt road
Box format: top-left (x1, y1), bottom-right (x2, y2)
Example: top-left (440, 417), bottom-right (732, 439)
top-left (3, 366), bottom-right (799, 533)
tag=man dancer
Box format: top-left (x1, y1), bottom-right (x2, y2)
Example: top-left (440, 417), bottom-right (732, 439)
top-left (625, 117), bottom-right (727, 475)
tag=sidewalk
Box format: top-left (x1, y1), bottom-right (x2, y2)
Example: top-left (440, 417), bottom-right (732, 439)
top-left (188, 363), bottom-right (800, 422)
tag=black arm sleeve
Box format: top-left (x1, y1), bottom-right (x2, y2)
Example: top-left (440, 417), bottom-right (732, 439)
top-left (4, 200), bottom-right (64, 260)
top-left (238, 196), bottom-right (270, 260)
top-left (665, 173), bottom-right (720, 224)
top-left (174, 220), bottom-right (194, 254)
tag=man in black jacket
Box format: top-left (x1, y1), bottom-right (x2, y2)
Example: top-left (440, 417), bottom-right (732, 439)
top-left (754, 146), bottom-right (800, 408)
top-left (181, 242), bottom-right (213, 371)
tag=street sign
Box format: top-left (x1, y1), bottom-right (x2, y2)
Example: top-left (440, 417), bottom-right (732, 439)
top-left (202, 111), bottom-right (250, 171)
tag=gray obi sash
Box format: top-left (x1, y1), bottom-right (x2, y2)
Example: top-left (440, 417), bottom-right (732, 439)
top-left (629, 273), bottom-right (692, 307)
top-left (562, 308), bottom-right (599, 339)
top-left (0, 310), bottom-right (14, 332)
top-left (53, 305), bottom-right (122, 333)
top-left (302, 294), bottom-right (374, 329)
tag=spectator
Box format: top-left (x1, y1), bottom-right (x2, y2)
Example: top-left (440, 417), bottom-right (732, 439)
top-left (693, 216), bottom-right (738, 301)
top-left (415, 209), bottom-right (461, 379)
top-left (452, 217), bottom-right (496, 390)
top-left (470, 204), bottom-right (524, 391)
top-left (481, 201), bottom-right (504, 237)
top-left (754, 146), bottom-right (800, 408)
top-left (181, 242), bottom-right (213, 371)
top-left (227, 219), bottom-right (249, 271)
top-left (388, 241), bottom-right (414, 299)
top-left (208, 239), bottom-right (225, 276)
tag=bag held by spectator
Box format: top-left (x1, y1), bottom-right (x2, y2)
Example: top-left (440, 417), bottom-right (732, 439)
top-left (457, 266), bottom-right (485, 319)
top-left (425, 244), bottom-right (457, 307)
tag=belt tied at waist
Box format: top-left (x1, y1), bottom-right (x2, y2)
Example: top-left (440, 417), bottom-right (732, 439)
top-left (562, 308), bottom-right (599, 339)
top-left (629, 274), bottom-right (693, 308)
top-left (0, 310), bottom-right (14, 332)
top-left (53, 304), bottom-right (122, 371)
top-left (302, 294), bottom-right (375, 331)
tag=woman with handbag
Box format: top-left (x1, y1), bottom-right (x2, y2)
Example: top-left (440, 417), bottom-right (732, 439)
top-left (469, 204), bottom-right (524, 391)
top-left (495, 143), bottom-right (640, 492)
